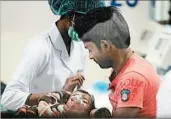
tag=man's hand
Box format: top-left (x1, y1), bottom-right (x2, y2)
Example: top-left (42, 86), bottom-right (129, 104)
top-left (90, 108), bottom-right (112, 118)
top-left (62, 72), bottom-right (85, 95)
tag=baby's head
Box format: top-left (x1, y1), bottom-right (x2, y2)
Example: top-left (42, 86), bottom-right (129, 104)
top-left (65, 90), bottom-right (95, 117)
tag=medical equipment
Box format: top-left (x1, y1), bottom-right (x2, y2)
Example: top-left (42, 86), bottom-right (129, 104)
top-left (149, 1), bottom-right (170, 22)
top-left (136, 22), bottom-right (163, 57)
top-left (145, 25), bottom-right (171, 70)
top-left (136, 23), bottom-right (171, 71)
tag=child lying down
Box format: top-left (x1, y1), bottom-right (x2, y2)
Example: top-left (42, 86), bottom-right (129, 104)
top-left (16, 90), bottom-right (111, 118)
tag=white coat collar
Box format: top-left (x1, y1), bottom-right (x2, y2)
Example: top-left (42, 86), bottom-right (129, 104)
top-left (48, 23), bottom-right (85, 74)
top-left (48, 23), bottom-right (69, 58)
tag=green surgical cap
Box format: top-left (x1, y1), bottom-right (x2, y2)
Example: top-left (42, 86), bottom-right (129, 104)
top-left (48, 0), bottom-right (105, 15)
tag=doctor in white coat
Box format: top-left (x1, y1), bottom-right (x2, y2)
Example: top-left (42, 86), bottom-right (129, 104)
top-left (1, 0), bottom-right (105, 111)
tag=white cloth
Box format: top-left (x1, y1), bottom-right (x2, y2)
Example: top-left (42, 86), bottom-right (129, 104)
top-left (1, 23), bottom-right (87, 110)
top-left (157, 70), bottom-right (171, 118)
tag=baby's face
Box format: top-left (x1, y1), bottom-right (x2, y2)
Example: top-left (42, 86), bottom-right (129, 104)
top-left (65, 91), bottom-right (92, 117)
top-left (67, 91), bottom-right (91, 109)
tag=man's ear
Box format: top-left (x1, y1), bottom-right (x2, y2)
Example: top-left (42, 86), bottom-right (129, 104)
top-left (67, 20), bottom-right (72, 27)
top-left (100, 40), bottom-right (111, 53)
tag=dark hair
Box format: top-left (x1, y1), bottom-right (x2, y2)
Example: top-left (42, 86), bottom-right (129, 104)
top-left (60, 10), bottom-right (85, 23)
top-left (60, 10), bottom-right (75, 20)
top-left (75, 6), bottom-right (130, 49)
top-left (77, 89), bottom-right (96, 111)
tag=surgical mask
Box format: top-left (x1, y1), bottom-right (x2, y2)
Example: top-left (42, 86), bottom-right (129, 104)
top-left (68, 14), bottom-right (80, 42)
top-left (68, 26), bottom-right (80, 41)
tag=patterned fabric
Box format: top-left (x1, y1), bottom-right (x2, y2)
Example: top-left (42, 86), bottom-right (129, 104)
top-left (48, 0), bottom-right (105, 15)
top-left (15, 92), bottom-right (66, 117)
top-left (15, 91), bottom-right (112, 118)
top-left (15, 105), bottom-right (38, 117)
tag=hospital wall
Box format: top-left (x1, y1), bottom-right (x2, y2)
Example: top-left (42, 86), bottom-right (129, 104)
top-left (1, 1), bottom-right (157, 86)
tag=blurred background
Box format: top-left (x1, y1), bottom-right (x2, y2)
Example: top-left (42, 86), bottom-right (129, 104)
top-left (1, 0), bottom-right (171, 110)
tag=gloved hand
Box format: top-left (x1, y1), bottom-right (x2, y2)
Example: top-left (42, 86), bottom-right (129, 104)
top-left (90, 107), bottom-right (112, 118)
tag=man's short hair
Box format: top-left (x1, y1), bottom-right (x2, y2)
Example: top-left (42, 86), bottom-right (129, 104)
top-left (75, 6), bottom-right (130, 49)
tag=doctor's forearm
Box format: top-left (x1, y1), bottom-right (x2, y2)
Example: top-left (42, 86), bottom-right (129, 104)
top-left (1, 90), bottom-right (30, 110)
top-left (25, 93), bottom-right (46, 106)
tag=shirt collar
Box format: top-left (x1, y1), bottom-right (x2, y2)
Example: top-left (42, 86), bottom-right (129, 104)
top-left (109, 71), bottom-right (120, 90)
top-left (48, 23), bottom-right (66, 51)
top-left (48, 23), bottom-right (70, 58)
top-left (109, 52), bottom-right (135, 90)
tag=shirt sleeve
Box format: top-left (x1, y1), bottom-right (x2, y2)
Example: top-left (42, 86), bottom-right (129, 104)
top-left (1, 39), bottom-right (49, 111)
top-left (116, 72), bottom-right (147, 109)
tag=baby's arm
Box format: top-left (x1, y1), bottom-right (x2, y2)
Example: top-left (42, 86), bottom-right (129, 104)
top-left (37, 92), bottom-right (66, 117)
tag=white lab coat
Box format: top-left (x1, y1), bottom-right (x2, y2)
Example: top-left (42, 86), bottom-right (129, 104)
top-left (157, 70), bottom-right (171, 118)
top-left (1, 23), bottom-right (87, 110)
